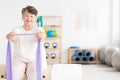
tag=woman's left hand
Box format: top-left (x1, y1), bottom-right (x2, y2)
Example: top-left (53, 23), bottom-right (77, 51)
top-left (36, 32), bottom-right (46, 41)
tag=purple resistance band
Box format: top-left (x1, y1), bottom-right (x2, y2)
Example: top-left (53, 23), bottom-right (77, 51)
top-left (6, 33), bottom-right (42, 80)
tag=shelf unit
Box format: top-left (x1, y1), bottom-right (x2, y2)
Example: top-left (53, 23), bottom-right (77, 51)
top-left (39, 16), bottom-right (62, 65)
top-left (68, 48), bottom-right (98, 64)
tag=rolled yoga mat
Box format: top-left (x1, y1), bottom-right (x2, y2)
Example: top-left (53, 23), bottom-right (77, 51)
top-left (72, 55), bottom-right (94, 62)
top-left (81, 50), bottom-right (93, 61)
top-left (81, 56), bottom-right (88, 61)
top-left (72, 50), bottom-right (82, 62)
top-left (87, 56), bottom-right (94, 61)
top-left (84, 50), bottom-right (92, 56)
top-left (6, 33), bottom-right (42, 80)
top-left (72, 55), bottom-right (81, 62)
top-left (74, 50), bottom-right (83, 56)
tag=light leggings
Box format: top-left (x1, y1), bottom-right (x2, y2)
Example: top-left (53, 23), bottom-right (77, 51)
top-left (12, 61), bottom-right (36, 80)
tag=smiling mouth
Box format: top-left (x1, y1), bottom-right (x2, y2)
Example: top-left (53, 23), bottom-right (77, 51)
top-left (26, 21), bottom-right (31, 23)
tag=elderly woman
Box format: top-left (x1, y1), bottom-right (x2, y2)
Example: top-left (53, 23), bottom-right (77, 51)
top-left (6, 5), bottom-right (47, 80)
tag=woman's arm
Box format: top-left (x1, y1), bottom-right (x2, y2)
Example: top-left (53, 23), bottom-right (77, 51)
top-left (6, 32), bottom-right (16, 42)
top-left (36, 32), bottom-right (46, 41)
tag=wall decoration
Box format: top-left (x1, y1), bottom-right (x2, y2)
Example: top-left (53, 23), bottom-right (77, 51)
top-left (74, 10), bottom-right (98, 30)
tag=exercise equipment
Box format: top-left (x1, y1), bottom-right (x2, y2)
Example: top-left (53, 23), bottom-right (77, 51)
top-left (73, 50), bottom-right (95, 62)
top-left (6, 33), bottom-right (42, 80)
top-left (50, 53), bottom-right (56, 59)
top-left (46, 53), bottom-right (49, 59)
top-left (74, 50), bottom-right (83, 56)
top-left (105, 46), bottom-right (119, 66)
top-left (98, 46), bottom-right (110, 64)
top-left (69, 46), bottom-right (80, 48)
top-left (84, 50), bottom-right (91, 56)
top-left (44, 42), bottom-right (50, 48)
top-left (88, 56), bottom-right (94, 61)
top-left (47, 30), bottom-right (54, 37)
top-left (51, 25), bottom-right (55, 27)
top-left (6, 40), bottom-right (12, 80)
top-left (68, 48), bottom-right (98, 64)
top-left (53, 30), bottom-right (58, 37)
top-left (81, 56), bottom-right (88, 61)
top-left (72, 55), bottom-right (81, 62)
top-left (52, 42), bottom-right (58, 48)
top-left (111, 50), bottom-right (120, 71)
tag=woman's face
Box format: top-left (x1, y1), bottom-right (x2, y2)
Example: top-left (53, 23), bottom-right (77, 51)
top-left (22, 11), bottom-right (36, 26)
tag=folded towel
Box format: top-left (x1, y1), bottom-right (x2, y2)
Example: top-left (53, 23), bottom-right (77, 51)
top-left (51, 64), bottom-right (82, 80)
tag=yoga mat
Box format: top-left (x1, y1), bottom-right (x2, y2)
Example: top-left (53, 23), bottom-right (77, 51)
top-left (74, 50), bottom-right (83, 56)
top-left (72, 55), bottom-right (80, 62)
top-left (6, 34), bottom-right (42, 80)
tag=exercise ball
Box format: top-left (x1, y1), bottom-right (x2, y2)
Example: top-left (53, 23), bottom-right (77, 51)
top-left (47, 30), bottom-right (54, 37)
top-left (54, 30), bottom-right (58, 37)
top-left (111, 50), bottom-right (120, 71)
top-left (98, 46), bottom-right (110, 64)
top-left (105, 46), bottom-right (119, 66)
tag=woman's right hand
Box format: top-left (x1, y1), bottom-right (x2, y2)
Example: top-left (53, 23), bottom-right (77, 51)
top-left (6, 32), bottom-right (15, 41)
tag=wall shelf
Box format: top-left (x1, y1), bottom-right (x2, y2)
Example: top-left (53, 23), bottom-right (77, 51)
top-left (40, 16), bottom-right (62, 65)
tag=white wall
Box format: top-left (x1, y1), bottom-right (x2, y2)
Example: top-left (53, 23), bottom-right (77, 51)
top-left (112, 0), bottom-right (120, 46)
top-left (0, 0), bottom-right (119, 64)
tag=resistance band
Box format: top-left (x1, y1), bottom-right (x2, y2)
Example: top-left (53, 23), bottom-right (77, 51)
top-left (6, 33), bottom-right (42, 80)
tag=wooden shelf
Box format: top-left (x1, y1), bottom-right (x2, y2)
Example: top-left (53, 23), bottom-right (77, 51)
top-left (70, 61), bottom-right (98, 64)
top-left (45, 48), bottom-right (62, 50)
top-left (42, 16), bottom-right (62, 64)
top-left (47, 58), bottom-right (62, 64)
top-left (43, 16), bottom-right (62, 17)
top-left (47, 58), bottom-right (61, 61)
top-left (68, 48), bottom-right (98, 64)
top-left (45, 36), bottom-right (62, 39)
top-left (44, 25), bottom-right (62, 29)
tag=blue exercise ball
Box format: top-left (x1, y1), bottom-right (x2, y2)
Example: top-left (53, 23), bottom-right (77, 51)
top-left (47, 30), bottom-right (54, 37)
